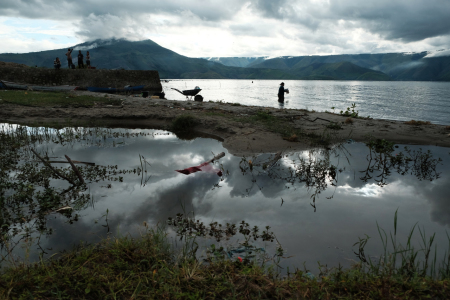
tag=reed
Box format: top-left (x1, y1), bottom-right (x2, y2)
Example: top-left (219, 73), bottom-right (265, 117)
top-left (353, 209), bottom-right (450, 280)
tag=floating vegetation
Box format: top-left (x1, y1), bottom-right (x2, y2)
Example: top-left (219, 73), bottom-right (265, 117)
top-left (167, 214), bottom-right (276, 244)
top-left (167, 213), bottom-right (283, 268)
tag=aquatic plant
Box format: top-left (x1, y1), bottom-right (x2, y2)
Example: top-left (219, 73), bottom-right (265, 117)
top-left (0, 124), bottom-right (156, 260)
top-left (354, 209), bottom-right (450, 280)
top-left (167, 212), bottom-right (282, 269)
top-left (340, 103), bottom-right (359, 118)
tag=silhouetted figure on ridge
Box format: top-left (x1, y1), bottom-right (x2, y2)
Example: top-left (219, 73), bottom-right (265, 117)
top-left (77, 50), bottom-right (84, 69)
top-left (65, 48), bottom-right (73, 69)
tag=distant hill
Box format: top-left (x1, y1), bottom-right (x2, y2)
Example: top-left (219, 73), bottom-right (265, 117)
top-left (204, 57), bottom-right (267, 68)
top-left (0, 39), bottom-right (390, 80)
top-left (210, 52), bottom-right (450, 81)
top-left (289, 61), bottom-right (390, 80)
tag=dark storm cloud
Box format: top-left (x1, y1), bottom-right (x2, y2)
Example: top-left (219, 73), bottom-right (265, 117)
top-left (328, 0), bottom-right (450, 42)
top-left (0, 0), bottom-right (246, 40)
top-left (249, 0), bottom-right (450, 42)
top-left (249, 0), bottom-right (321, 30)
top-left (2, 0), bottom-right (450, 47)
top-left (0, 0), bottom-right (242, 21)
top-left (249, 0), bottom-right (292, 19)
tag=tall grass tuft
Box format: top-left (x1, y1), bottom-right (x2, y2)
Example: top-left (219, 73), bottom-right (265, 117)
top-left (353, 209), bottom-right (450, 280)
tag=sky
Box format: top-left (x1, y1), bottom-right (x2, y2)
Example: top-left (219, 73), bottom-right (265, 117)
top-left (1, 0), bottom-right (450, 57)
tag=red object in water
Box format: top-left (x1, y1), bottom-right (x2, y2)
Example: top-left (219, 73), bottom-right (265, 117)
top-left (238, 257), bottom-right (243, 262)
top-left (175, 152), bottom-right (225, 177)
top-left (176, 162), bottom-right (222, 176)
top-left (176, 166), bottom-right (203, 175)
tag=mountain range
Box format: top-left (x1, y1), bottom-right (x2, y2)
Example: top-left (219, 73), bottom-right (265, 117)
top-left (0, 39), bottom-right (449, 81)
top-left (206, 51), bottom-right (450, 81)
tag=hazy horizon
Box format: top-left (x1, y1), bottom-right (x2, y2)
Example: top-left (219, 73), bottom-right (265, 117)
top-left (1, 37), bottom-right (449, 60)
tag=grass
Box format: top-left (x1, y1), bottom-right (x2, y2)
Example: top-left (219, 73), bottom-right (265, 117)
top-left (2, 220), bottom-right (450, 299)
top-left (0, 90), bottom-right (122, 107)
top-left (235, 110), bottom-right (338, 147)
top-left (236, 110), bottom-right (300, 139)
top-left (405, 120), bottom-right (432, 125)
top-left (355, 210), bottom-right (450, 280)
top-left (326, 122), bottom-right (343, 130)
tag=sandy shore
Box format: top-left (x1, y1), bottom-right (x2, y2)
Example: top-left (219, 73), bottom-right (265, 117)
top-left (1, 90), bottom-right (449, 155)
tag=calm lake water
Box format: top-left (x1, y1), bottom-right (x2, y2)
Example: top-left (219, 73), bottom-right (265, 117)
top-left (3, 124), bottom-right (450, 273)
top-left (162, 80), bottom-right (450, 125)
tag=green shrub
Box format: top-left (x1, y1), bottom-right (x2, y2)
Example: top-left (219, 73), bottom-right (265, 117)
top-left (171, 115), bottom-right (199, 132)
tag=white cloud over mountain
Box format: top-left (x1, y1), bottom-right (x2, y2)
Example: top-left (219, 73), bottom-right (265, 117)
top-left (1, 0), bottom-right (449, 56)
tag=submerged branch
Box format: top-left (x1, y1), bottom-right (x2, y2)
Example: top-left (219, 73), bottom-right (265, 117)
top-left (31, 148), bottom-right (77, 186)
top-left (65, 155), bottom-right (85, 185)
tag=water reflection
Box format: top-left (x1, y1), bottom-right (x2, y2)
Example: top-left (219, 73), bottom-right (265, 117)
top-left (1, 123), bottom-right (449, 271)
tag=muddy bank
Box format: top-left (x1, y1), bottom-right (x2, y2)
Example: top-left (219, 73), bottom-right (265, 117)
top-left (1, 90), bottom-right (449, 155)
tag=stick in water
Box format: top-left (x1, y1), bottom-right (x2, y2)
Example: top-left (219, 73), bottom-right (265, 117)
top-left (65, 155), bottom-right (85, 185)
top-left (31, 149), bottom-right (77, 186)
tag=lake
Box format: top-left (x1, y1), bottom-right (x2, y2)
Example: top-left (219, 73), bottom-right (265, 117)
top-left (162, 80), bottom-right (450, 125)
top-left (2, 124), bottom-right (449, 273)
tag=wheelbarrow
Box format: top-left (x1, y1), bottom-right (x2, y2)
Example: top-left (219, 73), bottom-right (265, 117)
top-left (171, 86), bottom-right (203, 101)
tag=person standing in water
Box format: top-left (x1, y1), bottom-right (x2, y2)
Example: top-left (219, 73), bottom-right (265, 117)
top-left (278, 82), bottom-right (289, 103)
top-left (65, 48), bottom-right (73, 68)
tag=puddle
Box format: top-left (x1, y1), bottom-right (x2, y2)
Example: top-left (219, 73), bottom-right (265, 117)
top-left (1, 123), bottom-right (449, 271)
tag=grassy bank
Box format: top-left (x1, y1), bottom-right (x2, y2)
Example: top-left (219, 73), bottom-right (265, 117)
top-left (1, 226), bottom-right (450, 299)
top-left (234, 110), bottom-right (336, 146)
top-left (0, 90), bottom-right (122, 107)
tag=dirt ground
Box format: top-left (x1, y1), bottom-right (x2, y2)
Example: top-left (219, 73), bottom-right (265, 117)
top-left (1, 90), bottom-right (449, 155)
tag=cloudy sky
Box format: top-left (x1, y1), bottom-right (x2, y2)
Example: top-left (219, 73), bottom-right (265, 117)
top-left (1, 0), bottom-right (450, 57)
